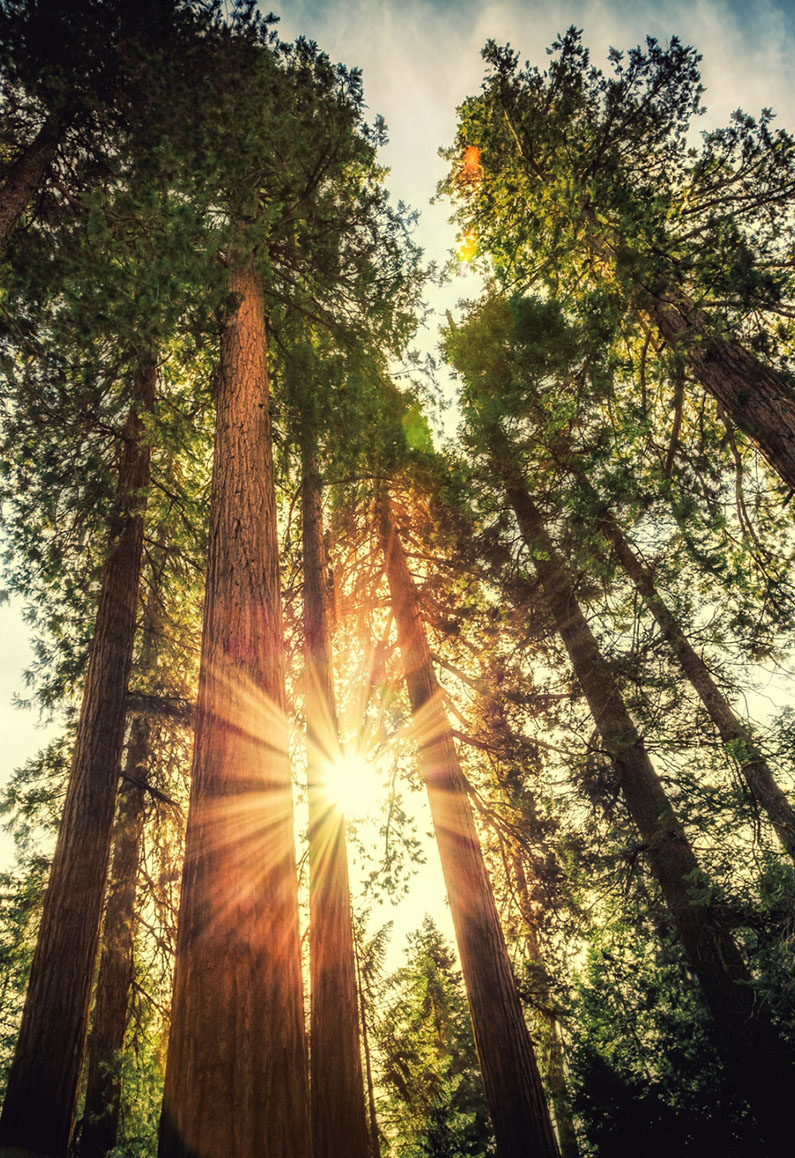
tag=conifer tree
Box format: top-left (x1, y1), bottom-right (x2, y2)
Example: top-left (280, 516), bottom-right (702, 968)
top-left (378, 489), bottom-right (560, 1158)
top-left (442, 31), bottom-right (795, 491)
top-left (0, 359), bottom-right (157, 1157)
top-left (301, 404), bottom-right (371, 1158)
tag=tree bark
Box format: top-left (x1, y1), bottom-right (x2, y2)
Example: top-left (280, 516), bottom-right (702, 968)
top-left (301, 429), bottom-right (370, 1158)
top-left (77, 740), bottom-right (147, 1158)
top-left (158, 264), bottom-right (310, 1158)
top-left (577, 204), bottom-right (795, 493)
top-left (0, 362), bottom-right (156, 1158)
top-left (581, 477), bottom-right (795, 865)
top-left (492, 430), bottom-right (795, 1155)
top-left (649, 290), bottom-right (795, 493)
top-left (353, 934), bottom-right (381, 1158)
top-left (378, 492), bottom-right (560, 1158)
top-left (0, 112), bottom-right (62, 248)
top-left (77, 566), bottom-right (166, 1158)
top-left (512, 856), bottom-right (580, 1158)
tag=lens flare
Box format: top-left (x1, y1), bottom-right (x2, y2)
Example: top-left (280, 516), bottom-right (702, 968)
top-left (324, 751), bottom-right (382, 819)
top-left (457, 229), bottom-right (477, 263)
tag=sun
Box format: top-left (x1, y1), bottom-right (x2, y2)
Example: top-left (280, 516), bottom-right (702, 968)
top-left (323, 750), bottom-right (382, 820)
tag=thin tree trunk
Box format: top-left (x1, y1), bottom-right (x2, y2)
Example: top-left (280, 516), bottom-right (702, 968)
top-left (77, 742), bottom-right (147, 1158)
top-left (158, 264), bottom-right (310, 1158)
top-left (302, 429), bottom-right (370, 1158)
top-left (77, 565), bottom-right (166, 1158)
top-left (0, 112), bottom-right (62, 247)
top-left (0, 362), bottom-right (156, 1158)
top-left (353, 933), bottom-right (381, 1158)
top-left (580, 475), bottom-right (795, 864)
top-left (378, 492), bottom-right (560, 1158)
top-left (491, 429), bottom-right (794, 1155)
top-left (512, 856), bottom-right (580, 1158)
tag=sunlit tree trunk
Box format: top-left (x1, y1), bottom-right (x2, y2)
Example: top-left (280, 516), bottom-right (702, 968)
top-left (581, 477), bottom-right (795, 865)
top-left (378, 491), bottom-right (560, 1158)
top-left (0, 111), bottom-right (62, 248)
top-left (353, 932), bottom-right (381, 1158)
top-left (302, 427), bottom-right (371, 1158)
top-left (158, 264), bottom-right (310, 1158)
top-left (0, 362), bottom-right (157, 1158)
top-left (492, 428), bottom-right (794, 1155)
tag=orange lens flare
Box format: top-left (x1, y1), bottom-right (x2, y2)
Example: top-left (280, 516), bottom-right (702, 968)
top-left (461, 144), bottom-right (482, 184)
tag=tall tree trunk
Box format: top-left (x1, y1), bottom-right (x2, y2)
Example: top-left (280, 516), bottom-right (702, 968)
top-left (0, 112), bottom-right (62, 248)
top-left (378, 492), bottom-right (560, 1158)
top-left (77, 564), bottom-right (166, 1158)
top-left (491, 428), bottom-right (794, 1155)
top-left (0, 363), bottom-right (156, 1158)
top-left (77, 743), bottom-right (147, 1158)
top-left (353, 932), bottom-right (381, 1158)
top-left (512, 856), bottom-right (580, 1158)
top-left (579, 475), bottom-right (795, 864)
top-left (302, 428), bottom-right (370, 1158)
top-left (158, 264), bottom-right (310, 1158)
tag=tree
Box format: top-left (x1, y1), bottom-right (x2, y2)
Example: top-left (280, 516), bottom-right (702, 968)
top-left (376, 917), bottom-right (495, 1158)
top-left (0, 359), bottom-right (156, 1157)
top-left (378, 489), bottom-right (560, 1158)
top-left (442, 30), bottom-right (795, 492)
top-left (301, 404), bottom-right (371, 1158)
top-left (457, 392), bottom-right (794, 1151)
top-left (158, 258), bottom-right (311, 1157)
top-left (450, 291), bottom-right (795, 866)
top-left (0, 0), bottom-right (193, 249)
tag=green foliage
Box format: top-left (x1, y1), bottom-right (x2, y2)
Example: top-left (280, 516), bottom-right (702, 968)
top-left (374, 917), bottom-right (495, 1157)
top-left (569, 920), bottom-right (757, 1156)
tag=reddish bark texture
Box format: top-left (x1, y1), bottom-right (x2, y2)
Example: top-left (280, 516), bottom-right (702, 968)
top-left (379, 493), bottom-right (560, 1158)
top-left (495, 438), bottom-right (794, 1155)
top-left (158, 265), bottom-right (310, 1158)
top-left (302, 435), bottom-right (371, 1158)
top-left (512, 858), bottom-right (580, 1158)
top-left (0, 363), bottom-right (156, 1158)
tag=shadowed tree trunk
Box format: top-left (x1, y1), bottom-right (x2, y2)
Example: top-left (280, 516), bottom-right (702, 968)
top-left (490, 425), bottom-right (795, 1156)
top-left (577, 472), bottom-right (795, 865)
top-left (0, 361), bottom-right (157, 1158)
top-left (77, 565), bottom-right (167, 1158)
top-left (158, 264), bottom-right (310, 1158)
top-left (649, 290), bottom-right (795, 493)
top-left (378, 491), bottom-right (560, 1158)
top-left (583, 207), bottom-right (795, 494)
top-left (77, 740), bottom-right (148, 1158)
top-left (0, 111), bottom-right (62, 248)
top-left (512, 362), bottom-right (795, 864)
top-left (302, 425), bottom-right (371, 1158)
top-left (511, 855), bottom-right (580, 1158)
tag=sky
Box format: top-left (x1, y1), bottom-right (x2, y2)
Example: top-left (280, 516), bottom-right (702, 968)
top-left (0, 0), bottom-right (793, 949)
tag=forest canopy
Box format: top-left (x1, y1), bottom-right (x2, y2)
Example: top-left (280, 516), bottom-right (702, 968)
top-left (0, 3), bottom-right (794, 1157)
